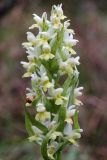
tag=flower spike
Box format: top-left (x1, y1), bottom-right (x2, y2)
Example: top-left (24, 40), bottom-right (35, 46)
top-left (21, 4), bottom-right (83, 160)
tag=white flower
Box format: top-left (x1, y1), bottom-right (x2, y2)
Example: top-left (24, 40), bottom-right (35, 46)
top-left (39, 31), bottom-right (50, 40)
top-left (36, 103), bottom-right (46, 112)
top-left (64, 20), bottom-right (74, 34)
top-left (64, 123), bottom-right (73, 136)
top-left (20, 61), bottom-right (29, 69)
top-left (34, 31), bottom-right (51, 47)
top-left (51, 4), bottom-right (66, 20)
top-left (30, 12), bottom-right (50, 31)
top-left (33, 14), bottom-right (42, 24)
top-left (38, 30), bottom-right (56, 45)
top-left (36, 66), bottom-right (54, 91)
top-left (31, 73), bottom-right (40, 82)
top-left (26, 88), bottom-right (36, 98)
top-left (36, 103), bottom-right (50, 122)
top-left (74, 87), bottom-right (83, 97)
top-left (54, 88), bottom-right (63, 95)
top-left (60, 60), bottom-right (73, 75)
top-left (28, 126), bottom-right (43, 143)
top-left (27, 32), bottom-right (36, 44)
top-left (59, 56), bottom-right (80, 76)
top-left (31, 72), bottom-right (53, 92)
top-left (73, 87), bottom-right (83, 106)
top-left (41, 73), bottom-right (54, 91)
top-left (64, 123), bottom-right (82, 139)
top-left (63, 32), bottom-right (78, 54)
top-left (64, 123), bottom-right (82, 143)
top-left (67, 56), bottom-right (80, 66)
top-left (39, 43), bottom-right (54, 60)
top-left (26, 46), bottom-right (34, 54)
top-left (32, 125), bottom-right (42, 134)
top-left (67, 108), bottom-right (76, 117)
top-left (21, 61), bottom-right (37, 78)
top-left (26, 46), bottom-right (40, 60)
top-left (49, 88), bottom-right (68, 105)
top-left (65, 106), bottom-right (76, 123)
top-left (64, 32), bottom-right (78, 46)
top-left (42, 43), bottom-right (51, 52)
top-left (59, 60), bottom-right (72, 75)
top-left (61, 47), bottom-right (71, 59)
top-left (39, 64), bottom-right (46, 74)
top-left (51, 16), bottom-right (62, 29)
top-left (22, 42), bottom-right (32, 49)
top-left (50, 131), bottom-right (62, 140)
top-left (50, 4), bottom-right (66, 29)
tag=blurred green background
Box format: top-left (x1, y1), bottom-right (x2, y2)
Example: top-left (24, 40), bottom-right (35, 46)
top-left (0, 0), bottom-right (107, 160)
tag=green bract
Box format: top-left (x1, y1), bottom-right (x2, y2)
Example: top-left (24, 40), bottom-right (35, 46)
top-left (21, 4), bottom-right (83, 160)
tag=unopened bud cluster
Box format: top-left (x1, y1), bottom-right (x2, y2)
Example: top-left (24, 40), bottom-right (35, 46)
top-left (21, 4), bottom-right (83, 160)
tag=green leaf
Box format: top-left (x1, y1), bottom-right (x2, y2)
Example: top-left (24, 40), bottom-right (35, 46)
top-left (25, 109), bottom-right (34, 136)
top-left (56, 105), bottom-right (66, 132)
top-left (68, 76), bottom-right (79, 105)
top-left (63, 77), bottom-right (72, 96)
top-left (73, 110), bottom-right (80, 130)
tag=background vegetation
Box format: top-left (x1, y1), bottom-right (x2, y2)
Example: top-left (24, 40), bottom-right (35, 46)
top-left (0, 0), bottom-right (107, 159)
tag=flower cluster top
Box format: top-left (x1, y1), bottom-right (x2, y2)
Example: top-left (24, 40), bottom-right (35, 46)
top-left (21, 4), bottom-right (83, 160)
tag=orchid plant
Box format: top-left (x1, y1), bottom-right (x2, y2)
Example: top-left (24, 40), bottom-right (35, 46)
top-left (21, 4), bottom-right (83, 160)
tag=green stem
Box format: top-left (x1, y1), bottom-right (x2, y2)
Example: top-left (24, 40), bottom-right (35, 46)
top-left (56, 152), bottom-right (61, 160)
top-left (41, 124), bottom-right (59, 160)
